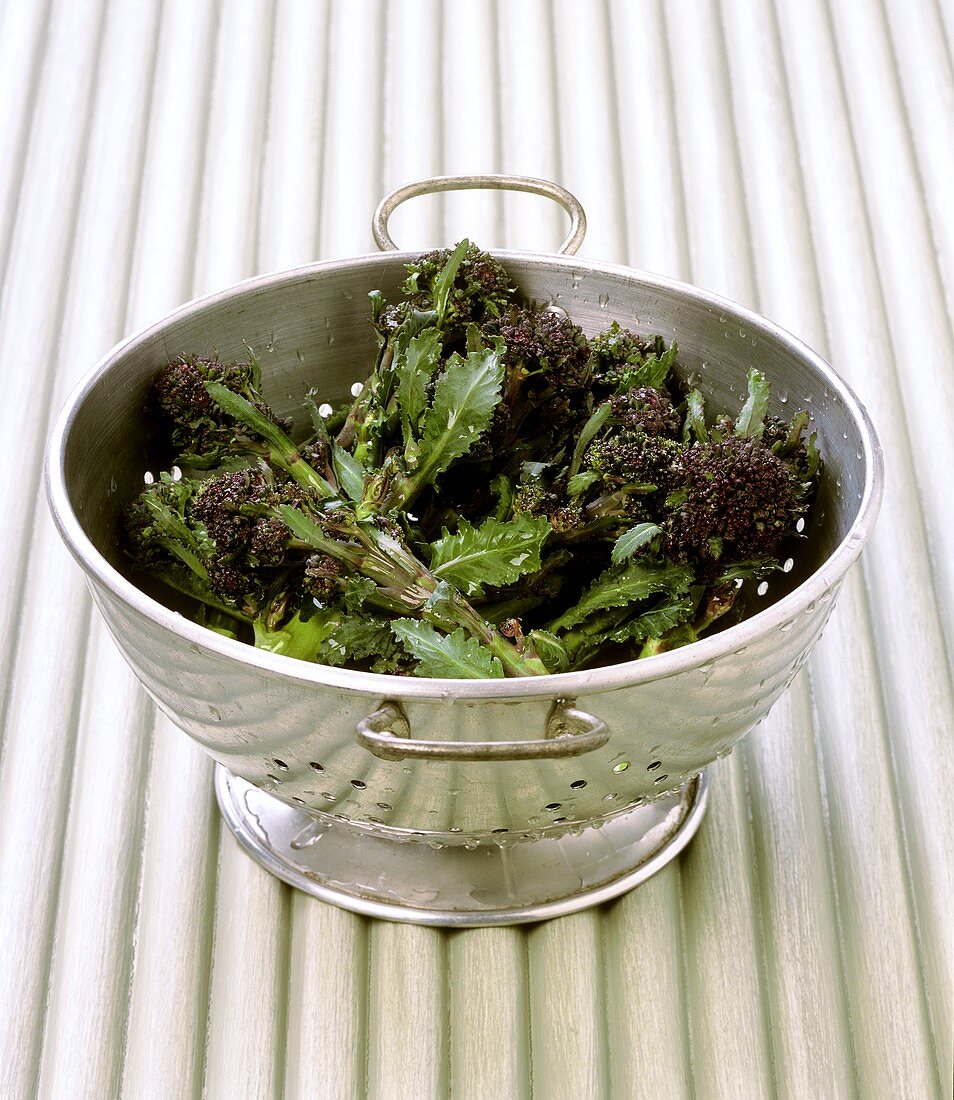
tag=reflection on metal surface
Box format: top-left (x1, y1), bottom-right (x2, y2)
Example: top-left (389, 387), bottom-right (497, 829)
top-left (215, 765), bottom-right (709, 926)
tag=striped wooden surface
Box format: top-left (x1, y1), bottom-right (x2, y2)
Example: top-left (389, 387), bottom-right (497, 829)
top-left (1, 1), bottom-right (951, 1097)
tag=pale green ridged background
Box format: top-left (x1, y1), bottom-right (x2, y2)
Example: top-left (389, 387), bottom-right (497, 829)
top-left (0, 1), bottom-right (951, 1097)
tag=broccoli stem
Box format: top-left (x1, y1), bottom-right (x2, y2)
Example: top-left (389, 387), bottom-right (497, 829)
top-left (639, 585), bottom-right (737, 657)
top-left (278, 503), bottom-right (547, 676)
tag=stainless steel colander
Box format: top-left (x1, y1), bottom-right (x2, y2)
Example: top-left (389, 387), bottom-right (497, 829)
top-left (46, 176), bottom-right (883, 925)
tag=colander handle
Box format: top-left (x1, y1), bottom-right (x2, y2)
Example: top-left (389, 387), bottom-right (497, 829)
top-left (371, 174), bottom-right (587, 255)
top-left (355, 699), bottom-right (608, 762)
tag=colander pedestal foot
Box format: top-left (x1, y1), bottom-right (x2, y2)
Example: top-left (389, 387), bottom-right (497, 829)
top-left (214, 765), bottom-right (709, 927)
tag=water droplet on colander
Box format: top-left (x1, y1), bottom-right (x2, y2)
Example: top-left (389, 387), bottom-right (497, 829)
top-left (350, 381), bottom-right (364, 397)
top-left (463, 836), bottom-right (480, 850)
top-left (326, 334), bottom-right (336, 346)
top-left (109, 476), bottom-right (117, 493)
top-left (341, 287), bottom-right (355, 301)
top-left (427, 840), bottom-right (444, 850)
top-left (779, 394), bottom-right (789, 404)
top-left (143, 471), bottom-right (154, 484)
top-left (318, 402), bottom-right (333, 418)
top-left (779, 621), bottom-right (794, 632)
top-left (208, 705), bottom-right (221, 721)
top-left (189, 642), bottom-right (201, 655)
top-left (598, 292), bottom-right (610, 308)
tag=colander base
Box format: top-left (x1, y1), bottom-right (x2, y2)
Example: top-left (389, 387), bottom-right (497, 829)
top-left (214, 765), bottom-right (708, 926)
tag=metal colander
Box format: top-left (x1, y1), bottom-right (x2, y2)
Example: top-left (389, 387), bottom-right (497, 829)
top-left (46, 177), bottom-right (883, 925)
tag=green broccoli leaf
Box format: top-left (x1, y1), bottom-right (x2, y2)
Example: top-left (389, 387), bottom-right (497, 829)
top-left (683, 388), bottom-right (708, 443)
top-left (610, 522), bottom-right (662, 564)
top-left (716, 558), bottom-right (778, 585)
top-left (303, 389), bottom-right (331, 440)
top-left (317, 614), bottom-right (398, 667)
top-left (491, 474), bottom-right (514, 520)
top-left (205, 381), bottom-right (336, 497)
top-left (431, 239), bottom-right (470, 325)
top-left (568, 470), bottom-right (600, 499)
top-left (396, 326), bottom-right (442, 450)
top-left (429, 514), bottom-right (552, 597)
top-left (548, 560), bottom-right (693, 633)
top-left (391, 620), bottom-right (504, 678)
top-left (275, 506), bottom-right (344, 560)
top-left (253, 608), bottom-right (341, 662)
top-left (415, 343), bottom-right (504, 485)
top-left (343, 574), bottom-right (376, 612)
top-left (607, 594), bottom-right (695, 644)
top-left (637, 341), bottom-right (678, 390)
top-left (568, 401), bottom-right (612, 479)
top-left (771, 409), bottom-right (809, 457)
top-left (526, 629), bottom-right (571, 674)
top-left (332, 443), bottom-right (366, 502)
top-left (735, 368), bottom-right (771, 438)
top-left (806, 430), bottom-right (821, 478)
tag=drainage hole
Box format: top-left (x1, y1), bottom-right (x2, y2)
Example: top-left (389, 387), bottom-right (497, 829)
top-left (545, 802), bottom-right (562, 811)
top-left (273, 758), bottom-right (289, 771)
top-left (350, 779), bottom-right (367, 790)
top-left (569, 779), bottom-right (587, 790)
top-left (308, 761), bottom-right (324, 772)
top-left (647, 760), bottom-right (661, 771)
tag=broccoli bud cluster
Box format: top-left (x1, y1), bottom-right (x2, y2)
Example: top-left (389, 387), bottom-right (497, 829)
top-left (402, 242), bottom-right (514, 333)
top-left (153, 354), bottom-right (290, 463)
top-left (495, 308), bottom-right (592, 391)
top-left (663, 436), bottom-right (806, 563)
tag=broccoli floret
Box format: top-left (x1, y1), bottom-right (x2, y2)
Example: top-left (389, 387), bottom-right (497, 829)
top-left (585, 432), bottom-right (680, 493)
top-left (474, 307), bottom-right (592, 452)
top-left (402, 242), bottom-right (515, 334)
top-left (581, 388), bottom-right (681, 494)
top-left (152, 354), bottom-right (292, 465)
top-left (663, 436), bottom-right (808, 564)
top-left (303, 554), bottom-right (347, 602)
top-left (494, 308), bottom-right (591, 391)
top-left (609, 387), bottom-right (681, 438)
top-left (589, 323), bottom-right (677, 393)
top-left (512, 473), bottom-right (559, 518)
